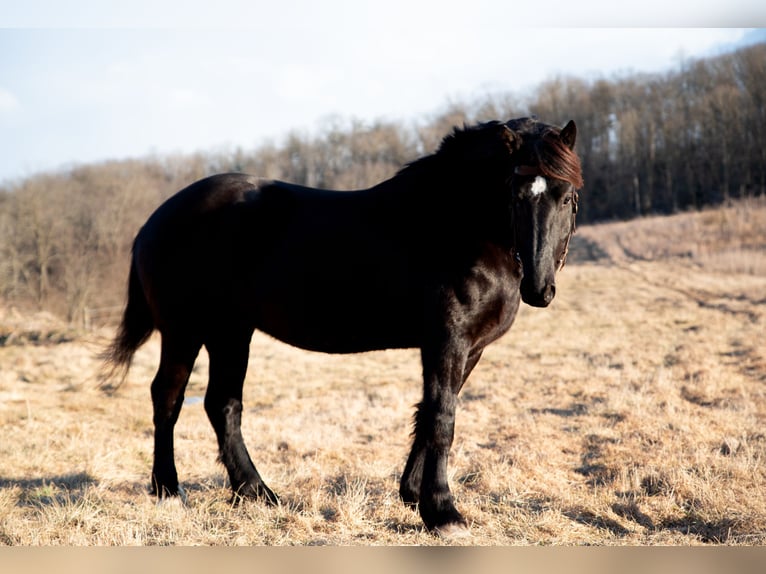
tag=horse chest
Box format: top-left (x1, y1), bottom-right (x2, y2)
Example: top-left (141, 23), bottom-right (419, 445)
top-left (447, 258), bottom-right (521, 347)
top-left (474, 286), bottom-right (521, 345)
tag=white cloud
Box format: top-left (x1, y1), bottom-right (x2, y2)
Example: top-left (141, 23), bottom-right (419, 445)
top-left (0, 26), bottom-right (760, 184)
top-left (167, 88), bottom-right (211, 110)
top-left (2, 0), bottom-right (765, 27)
top-left (0, 88), bottom-right (19, 112)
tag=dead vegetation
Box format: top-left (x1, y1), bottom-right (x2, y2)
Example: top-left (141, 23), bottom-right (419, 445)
top-left (1, 198), bottom-right (765, 545)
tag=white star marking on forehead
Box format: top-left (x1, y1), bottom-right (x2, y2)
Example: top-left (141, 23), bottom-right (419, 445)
top-left (530, 176), bottom-right (547, 196)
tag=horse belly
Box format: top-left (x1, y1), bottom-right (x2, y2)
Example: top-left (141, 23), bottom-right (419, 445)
top-left (249, 254), bottom-right (422, 354)
top-left (256, 309), bottom-right (419, 354)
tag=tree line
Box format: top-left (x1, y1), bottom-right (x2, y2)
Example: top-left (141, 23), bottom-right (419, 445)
top-left (1, 42), bottom-right (764, 324)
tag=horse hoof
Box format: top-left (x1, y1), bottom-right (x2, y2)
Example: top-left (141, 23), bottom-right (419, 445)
top-left (152, 484), bottom-right (187, 505)
top-left (262, 487), bottom-right (280, 507)
top-left (251, 482), bottom-right (280, 506)
top-left (399, 488), bottom-right (419, 510)
top-left (231, 483), bottom-right (280, 507)
top-left (434, 521), bottom-right (471, 540)
top-left (156, 486), bottom-right (188, 507)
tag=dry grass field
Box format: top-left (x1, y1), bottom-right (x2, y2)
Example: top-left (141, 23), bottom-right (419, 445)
top-left (1, 197), bottom-right (765, 545)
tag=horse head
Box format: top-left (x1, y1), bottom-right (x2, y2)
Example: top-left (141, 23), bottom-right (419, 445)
top-left (508, 119), bottom-right (582, 307)
top-left (432, 117), bottom-right (582, 307)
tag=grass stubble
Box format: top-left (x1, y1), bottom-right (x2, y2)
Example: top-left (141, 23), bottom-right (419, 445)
top-left (1, 197), bottom-right (765, 545)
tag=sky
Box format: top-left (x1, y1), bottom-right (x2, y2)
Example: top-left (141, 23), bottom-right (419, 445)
top-left (1, 1), bottom-right (765, 184)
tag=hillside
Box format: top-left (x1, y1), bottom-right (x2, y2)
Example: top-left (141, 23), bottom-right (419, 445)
top-left (0, 198), bottom-right (765, 545)
top-left (2, 42), bottom-right (765, 325)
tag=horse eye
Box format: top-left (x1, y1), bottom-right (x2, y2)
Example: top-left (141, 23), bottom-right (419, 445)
top-left (563, 195), bottom-right (572, 205)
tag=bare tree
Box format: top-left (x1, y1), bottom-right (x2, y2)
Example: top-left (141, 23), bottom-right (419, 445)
top-left (1, 41), bottom-right (764, 321)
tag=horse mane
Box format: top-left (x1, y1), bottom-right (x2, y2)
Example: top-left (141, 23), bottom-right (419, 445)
top-left (394, 121), bottom-right (513, 180)
top-left (396, 118), bottom-right (584, 190)
top-left (531, 127), bottom-right (584, 190)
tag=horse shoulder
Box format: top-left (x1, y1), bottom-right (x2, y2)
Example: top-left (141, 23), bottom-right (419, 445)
top-left (438, 246), bottom-right (522, 348)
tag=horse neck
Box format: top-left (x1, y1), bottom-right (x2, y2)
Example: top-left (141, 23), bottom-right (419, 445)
top-left (371, 159), bottom-right (517, 252)
top-left (369, 155), bottom-right (451, 199)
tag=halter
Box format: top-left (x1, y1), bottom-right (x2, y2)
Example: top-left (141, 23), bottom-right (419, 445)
top-left (558, 192), bottom-right (578, 270)
top-left (512, 165), bottom-right (579, 271)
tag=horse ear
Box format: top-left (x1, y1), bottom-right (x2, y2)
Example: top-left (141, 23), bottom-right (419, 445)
top-left (500, 125), bottom-right (522, 155)
top-left (560, 120), bottom-right (577, 150)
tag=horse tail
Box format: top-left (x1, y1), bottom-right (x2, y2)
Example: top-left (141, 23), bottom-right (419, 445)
top-left (101, 250), bottom-right (155, 383)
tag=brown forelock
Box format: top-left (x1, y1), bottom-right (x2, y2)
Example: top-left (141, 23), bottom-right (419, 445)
top-left (533, 128), bottom-right (585, 190)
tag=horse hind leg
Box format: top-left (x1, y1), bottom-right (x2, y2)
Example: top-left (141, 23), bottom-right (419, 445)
top-left (204, 332), bottom-right (278, 505)
top-left (150, 333), bottom-right (201, 499)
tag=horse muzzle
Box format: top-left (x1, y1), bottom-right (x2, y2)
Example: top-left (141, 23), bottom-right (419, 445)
top-left (520, 279), bottom-right (556, 308)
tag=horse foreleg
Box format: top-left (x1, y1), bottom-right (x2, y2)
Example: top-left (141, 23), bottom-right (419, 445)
top-left (402, 341), bottom-right (473, 534)
top-left (150, 334), bottom-right (201, 499)
top-left (204, 334), bottom-right (279, 505)
top-left (400, 347), bottom-right (483, 510)
top-left (400, 424), bottom-right (426, 508)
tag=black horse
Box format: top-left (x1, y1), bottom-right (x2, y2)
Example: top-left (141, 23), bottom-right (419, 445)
top-left (105, 117), bottom-right (583, 536)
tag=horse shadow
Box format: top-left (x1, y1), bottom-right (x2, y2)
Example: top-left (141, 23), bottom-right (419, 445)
top-left (0, 472), bottom-right (232, 509)
top-left (0, 472), bottom-right (96, 507)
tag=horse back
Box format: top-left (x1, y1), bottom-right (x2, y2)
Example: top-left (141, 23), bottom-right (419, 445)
top-left (132, 173), bottom-right (425, 350)
top-left (132, 172), bottom-right (522, 354)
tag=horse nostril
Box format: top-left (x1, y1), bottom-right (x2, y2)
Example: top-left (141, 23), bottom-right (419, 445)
top-left (545, 284), bottom-right (556, 303)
